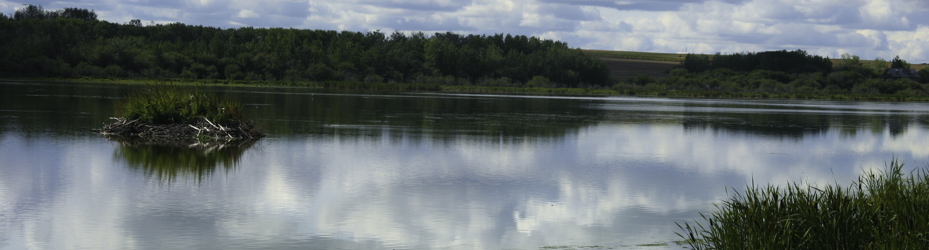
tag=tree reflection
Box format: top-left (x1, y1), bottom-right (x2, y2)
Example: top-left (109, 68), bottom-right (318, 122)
top-left (112, 138), bottom-right (258, 184)
top-left (245, 92), bottom-right (606, 140)
top-left (681, 111), bottom-right (919, 139)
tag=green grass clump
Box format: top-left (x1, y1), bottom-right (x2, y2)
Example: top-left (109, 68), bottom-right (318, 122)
top-left (115, 84), bottom-right (244, 124)
top-left (678, 158), bottom-right (929, 249)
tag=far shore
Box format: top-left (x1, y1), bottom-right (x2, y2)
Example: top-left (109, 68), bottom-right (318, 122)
top-left (5, 77), bottom-right (929, 102)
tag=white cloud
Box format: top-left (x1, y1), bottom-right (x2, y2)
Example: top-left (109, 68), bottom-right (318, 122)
top-left (1, 0), bottom-right (928, 62)
top-left (887, 26), bottom-right (929, 65)
top-left (237, 9), bottom-right (259, 18)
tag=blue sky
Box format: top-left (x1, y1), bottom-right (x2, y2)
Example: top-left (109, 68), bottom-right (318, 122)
top-left (3, 0), bottom-right (928, 63)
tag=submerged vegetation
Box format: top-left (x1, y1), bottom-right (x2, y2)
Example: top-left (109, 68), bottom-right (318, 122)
top-left (677, 159), bottom-right (929, 249)
top-left (99, 84), bottom-right (262, 143)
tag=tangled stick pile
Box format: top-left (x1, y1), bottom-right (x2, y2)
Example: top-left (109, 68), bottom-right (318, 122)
top-left (98, 116), bottom-right (262, 143)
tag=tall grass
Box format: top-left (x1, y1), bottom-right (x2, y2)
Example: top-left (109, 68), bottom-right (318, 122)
top-left (678, 159), bottom-right (929, 249)
top-left (115, 84), bottom-right (244, 124)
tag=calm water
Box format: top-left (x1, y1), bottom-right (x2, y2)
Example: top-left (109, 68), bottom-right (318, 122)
top-left (2, 81), bottom-right (929, 249)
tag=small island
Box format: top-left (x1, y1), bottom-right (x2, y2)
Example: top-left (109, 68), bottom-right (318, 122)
top-left (98, 84), bottom-right (263, 144)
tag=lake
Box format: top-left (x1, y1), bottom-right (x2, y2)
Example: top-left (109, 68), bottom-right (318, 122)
top-left (2, 81), bottom-right (929, 249)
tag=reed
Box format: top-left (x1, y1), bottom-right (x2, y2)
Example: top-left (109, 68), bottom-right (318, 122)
top-left (115, 84), bottom-right (243, 125)
top-left (677, 158), bottom-right (929, 249)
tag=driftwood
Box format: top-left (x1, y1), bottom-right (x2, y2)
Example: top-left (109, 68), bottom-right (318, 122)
top-left (97, 117), bottom-right (264, 144)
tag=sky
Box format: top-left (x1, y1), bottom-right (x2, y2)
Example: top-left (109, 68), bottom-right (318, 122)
top-left (2, 0), bottom-right (928, 63)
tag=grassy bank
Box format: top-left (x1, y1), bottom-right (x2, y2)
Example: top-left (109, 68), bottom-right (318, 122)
top-left (677, 159), bottom-right (929, 249)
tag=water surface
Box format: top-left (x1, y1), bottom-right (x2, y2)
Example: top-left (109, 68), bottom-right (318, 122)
top-left (2, 81), bottom-right (929, 249)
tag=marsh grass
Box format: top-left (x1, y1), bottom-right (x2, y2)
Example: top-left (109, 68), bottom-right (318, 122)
top-left (115, 84), bottom-right (243, 124)
top-left (677, 159), bottom-right (929, 249)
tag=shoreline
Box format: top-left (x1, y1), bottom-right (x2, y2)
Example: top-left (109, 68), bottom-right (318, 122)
top-left (5, 77), bottom-right (929, 102)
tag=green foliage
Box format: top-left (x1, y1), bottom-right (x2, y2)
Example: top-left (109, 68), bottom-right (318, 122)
top-left (682, 50), bottom-right (832, 74)
top-left (682, 54), bottom-right (712, 72)
top-left (0, 5), bottom-right (611, 87)
top-left (13, 5), bottom-right (96, 21)
top-left (872, 57), bottom-right (890, 75)
top-left (678, 158), bottom-right (929, 249)
top-left (527, 75), bottom-right (555, 88)
top-left (115, 84), bottom-right (244, 124)
top-left (919, 68), bottom-right (929, 83)
top-left (891, 55), bottom-right (911, 69)
top-left (838, 53), bottom-right (865, 72)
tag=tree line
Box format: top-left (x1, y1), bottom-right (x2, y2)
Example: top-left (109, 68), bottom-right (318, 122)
top-left (0, 5), bottom-right (611, 87)
top-left (681, 50), bottom-right (833, 74)
top-left (617, 49), bottom-right (929, 97)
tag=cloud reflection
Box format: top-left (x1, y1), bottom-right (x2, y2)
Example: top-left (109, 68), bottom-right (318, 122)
top-left (4, 98), bottom-right (929, 249)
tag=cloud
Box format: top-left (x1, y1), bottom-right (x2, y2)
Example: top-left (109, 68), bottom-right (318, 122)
top-left (237, 9), bottom-right (259, 18)
top-left (355, 0), bottom-right (473, 11)
top-left (1, 0), bottom-right (928, 62)
top-left (537, 0), bottom-right (750, 11)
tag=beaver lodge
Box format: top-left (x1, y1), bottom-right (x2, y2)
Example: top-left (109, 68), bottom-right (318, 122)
top-left (96, 84), bottom-right (263, 144)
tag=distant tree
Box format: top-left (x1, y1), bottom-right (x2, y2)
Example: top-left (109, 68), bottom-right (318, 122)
top-left (890, 55), bottom-right (910, 69)
top-left (682, 54), bottom-right (712, 72)
top-left (682, 50), bottom-right (831, 74)
top-left (871, 57), bottom-right (889, 75)
top-left (60, 7), bottom-right (97, 21)
top-left (838, 53), bottom-right (862, 70)
top-left (0, 5), bottom-right (612, 86)
top-left (919, 68), bottom-right (929, 83)
top-left (14, 4), bottom-right (47, 20)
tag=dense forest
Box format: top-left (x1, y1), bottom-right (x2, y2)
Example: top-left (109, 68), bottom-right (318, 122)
top-left (0, 5), bottom-right (611, 87)
top-left (615, 50), bottom-right (929, 98)
top-left (681, 50), bottom-right (833, 74)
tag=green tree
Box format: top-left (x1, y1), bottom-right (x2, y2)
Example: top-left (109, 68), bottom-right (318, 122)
top-left (14, 4), bottom-right (47, 20)
top-left (919, 68), bottom-right (929, 83)
top-left (890, 55), bottom-right (910, 69)
top-left (60, 8), bottom-right (97, 20)
top-left (0, 5), bottom-right (613, 86)
top-left (871, 57), bottom-right (889, 75)
top-left (838, 53), bottom-right (862, 70)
